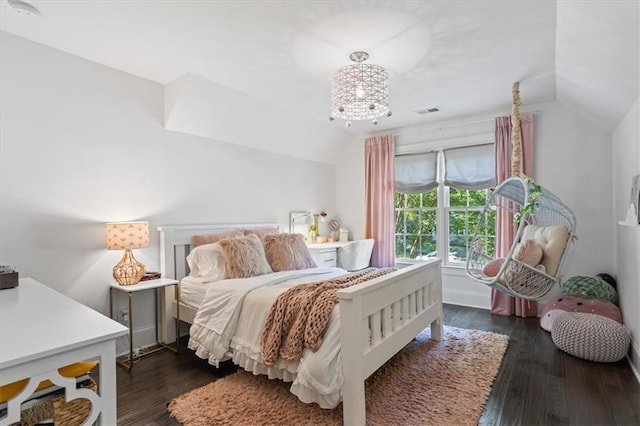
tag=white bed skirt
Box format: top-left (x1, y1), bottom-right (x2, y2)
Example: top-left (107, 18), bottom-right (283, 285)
top-left (230, 344), bottom-right (343, 409)
top-left (188, 330), bottom-right (344, 409)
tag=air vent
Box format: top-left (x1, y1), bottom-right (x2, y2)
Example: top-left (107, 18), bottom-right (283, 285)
top-left (415, 107), bottom-right (440, 115)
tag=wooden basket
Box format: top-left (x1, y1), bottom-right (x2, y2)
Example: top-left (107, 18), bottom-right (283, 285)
top-left (11, 378), bottom-right (96, 426)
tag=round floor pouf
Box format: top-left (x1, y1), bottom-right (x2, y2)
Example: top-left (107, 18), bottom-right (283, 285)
top-left (540, 295), bottom-right (622, 332)
top-left (552, 312), bottom-right (630, 362)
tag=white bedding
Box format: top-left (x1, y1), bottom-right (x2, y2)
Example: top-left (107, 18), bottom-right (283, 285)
top-left (179, 275), bottom-right (209, 308)
top-left (188, 267), bottom-right (348, 408)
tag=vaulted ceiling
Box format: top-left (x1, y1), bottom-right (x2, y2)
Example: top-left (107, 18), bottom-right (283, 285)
top-left (1, 1), bottom-right (638, 132)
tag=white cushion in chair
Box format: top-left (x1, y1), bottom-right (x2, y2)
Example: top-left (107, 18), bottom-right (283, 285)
top-left (337, 239), bottom-right (375, 271)
top-left (522, 225), bottom-right (569, 277)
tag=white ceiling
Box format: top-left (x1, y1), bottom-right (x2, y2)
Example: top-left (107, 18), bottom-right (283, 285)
top-left (1, 0), bottom-right (638, 132)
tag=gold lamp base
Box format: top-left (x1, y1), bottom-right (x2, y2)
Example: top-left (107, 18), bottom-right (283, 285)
top-left (113, 249), bottom-right (145, 286)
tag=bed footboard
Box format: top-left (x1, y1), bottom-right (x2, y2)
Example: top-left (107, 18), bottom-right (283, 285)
top-left (337, 260), bottom-right (443, 425)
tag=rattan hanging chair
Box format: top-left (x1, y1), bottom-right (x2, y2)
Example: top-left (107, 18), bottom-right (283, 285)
top-left (465, 176), bottom-right (577, 300)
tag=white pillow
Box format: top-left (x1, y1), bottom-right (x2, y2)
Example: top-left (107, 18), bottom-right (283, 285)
top-left (186, 242), bottom-right (226, 282)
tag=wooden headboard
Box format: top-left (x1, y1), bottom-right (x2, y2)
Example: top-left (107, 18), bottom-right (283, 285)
top-left (157, 223), bottom-right (283, 281)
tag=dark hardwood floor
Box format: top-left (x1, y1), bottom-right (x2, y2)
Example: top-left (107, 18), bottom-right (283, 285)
top-left (114, 304), bottom-right (640, 425)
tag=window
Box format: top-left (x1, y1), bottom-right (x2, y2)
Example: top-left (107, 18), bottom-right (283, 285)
top-left (394, 145), bottom-right (496, 266)
top-left (447, 188), bottom-right (495, 262)
top-left (394, 191), bottom-right (437, 259)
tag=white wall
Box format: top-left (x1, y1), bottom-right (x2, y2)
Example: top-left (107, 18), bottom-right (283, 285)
top-left (0, 33), bottom-right (340, 352)
top-left (335, 137), bottom-right (366, 241)
top-left (164, 73), bottom-right (353, 165)
top-left (335, 100), bottom-right (615, 308)
top-left (536, 101), bottom-right (614, 279)
top-left (612, 98), bottom-right (640, 377)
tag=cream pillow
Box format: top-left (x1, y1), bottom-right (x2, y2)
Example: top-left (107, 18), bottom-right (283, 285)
top-left (186, 242), bottom-right (226, 282)
top-left (262, 233), bottom-right (317, 272)
top-left (218, 234), bottom-right (273, 279)
top-left (522, 225), bottom-right (570, 276)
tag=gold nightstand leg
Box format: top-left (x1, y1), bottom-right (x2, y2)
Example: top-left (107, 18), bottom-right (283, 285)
top-left (115, 292), bottom-right (135, 372)
top-left (109, 288), bottom-right (114, 320)
top-left (114, 281), bottom-right (180, 372)
top-left (155, 284), bottom-right (179, 353)
top-left (175, 283), bottom-right (180, 353)
top-left (121, 293), bottom-right (134, 371)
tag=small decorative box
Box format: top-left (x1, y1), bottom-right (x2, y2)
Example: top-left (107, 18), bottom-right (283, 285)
top-left (0, 265), bottom-right (19, 290)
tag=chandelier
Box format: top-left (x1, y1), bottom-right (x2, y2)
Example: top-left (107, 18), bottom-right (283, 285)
top-left (330, 51), bottom-right (392, 127)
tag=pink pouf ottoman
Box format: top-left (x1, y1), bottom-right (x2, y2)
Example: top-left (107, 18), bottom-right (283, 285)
top-left (540, 295), bottom-right (622, 332)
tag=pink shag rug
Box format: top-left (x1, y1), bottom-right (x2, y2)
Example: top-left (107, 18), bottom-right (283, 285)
top-left (168, 326), bottom-right (508, 425)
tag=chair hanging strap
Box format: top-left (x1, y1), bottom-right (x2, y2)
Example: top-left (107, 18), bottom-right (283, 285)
top-left (511, 81), bottom-right (522, 178)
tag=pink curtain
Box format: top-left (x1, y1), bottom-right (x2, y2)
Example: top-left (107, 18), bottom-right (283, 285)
top-left (491, 113), bottom-right (537, 317)
top-left (365, 135), bottom-right (395, 268)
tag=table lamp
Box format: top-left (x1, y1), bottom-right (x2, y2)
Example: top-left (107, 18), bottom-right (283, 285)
top-left (105, 221), bottom-right (149, 285)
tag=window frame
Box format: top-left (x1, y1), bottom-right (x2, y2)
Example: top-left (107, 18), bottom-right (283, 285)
top-left (394, 142), bottom-right (496, 267)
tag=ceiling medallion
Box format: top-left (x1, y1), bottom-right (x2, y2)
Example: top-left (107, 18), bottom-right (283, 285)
top-left (329, 51), bottom-right (391, 127)
top-left (8, 0), bottom-right (40, 16)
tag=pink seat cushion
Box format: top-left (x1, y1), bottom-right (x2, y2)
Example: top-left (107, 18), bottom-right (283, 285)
top-left (540, 295), bottom-right (623, 332)
top-left (483, 258), bottom-right (505, 277)
top-left (514, 239), bottom-right (543, 267)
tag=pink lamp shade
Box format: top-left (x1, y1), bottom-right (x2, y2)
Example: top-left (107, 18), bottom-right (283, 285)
top-left (105, 221), bottom-right (149, 285)
top-left (105, 221), bottom-right (149, 250)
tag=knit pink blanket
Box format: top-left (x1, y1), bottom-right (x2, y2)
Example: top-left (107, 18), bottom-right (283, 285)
top-left (260, 267), bottom-right (396, 367)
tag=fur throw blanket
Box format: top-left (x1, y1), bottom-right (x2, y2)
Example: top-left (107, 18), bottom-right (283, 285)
top-left (260, 267), bottom-right (396, 366)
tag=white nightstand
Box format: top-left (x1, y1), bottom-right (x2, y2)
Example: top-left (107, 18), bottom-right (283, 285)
top-left (306, 241), bottom-right (349, 267)
top-left (109, 278), bottom-right (180, 371)
top-left (307, 239), bottom-right (375, 271)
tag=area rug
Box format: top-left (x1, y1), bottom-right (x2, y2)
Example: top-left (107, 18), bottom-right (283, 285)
top-left (168, 326), bottom-right (508, 425)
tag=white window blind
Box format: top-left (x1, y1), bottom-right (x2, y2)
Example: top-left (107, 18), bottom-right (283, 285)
top-left (394, 152), bottom-right (438, 194)
top-left (443, 144), bottom-right (495, 190)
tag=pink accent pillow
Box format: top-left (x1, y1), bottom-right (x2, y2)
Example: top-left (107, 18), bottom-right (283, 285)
top-left (242, 227), bottom-right (280, 238)
top-left (262, 233), bottom-right (317, 272)
top-left (483, 258), bottom-right (505, 277)
top-left (540, 295), bottom-right (623, 332)
top-left (192, 230), bottom-right (244, 247)
top-left (514, 239), bottom-right (543, 267)
top-left (218, 234), bottom-right (273, 279)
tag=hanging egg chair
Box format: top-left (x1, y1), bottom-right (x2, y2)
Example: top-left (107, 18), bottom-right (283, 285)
top-left (465, 176), bottom-right (577, 300)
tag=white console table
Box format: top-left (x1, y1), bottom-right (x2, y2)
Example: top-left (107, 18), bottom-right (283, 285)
top-left (0, 278), bottom-right (128, 425)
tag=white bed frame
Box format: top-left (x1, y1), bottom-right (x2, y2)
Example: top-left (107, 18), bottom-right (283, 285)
top-left (157, 223), bottom-right (443, 425)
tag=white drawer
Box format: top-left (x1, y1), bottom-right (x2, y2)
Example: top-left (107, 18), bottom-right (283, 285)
top-left (309, 248), bottom-right (337, 267)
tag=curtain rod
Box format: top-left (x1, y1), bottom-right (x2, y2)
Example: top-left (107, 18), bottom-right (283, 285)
top-left (392, 110), bottom-right (541, 137)
top-left (393, 118), bottom-right (492, 137)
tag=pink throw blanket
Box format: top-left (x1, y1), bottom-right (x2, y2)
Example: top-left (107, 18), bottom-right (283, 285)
top-left (260, 267), bottom-right (396, 366)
